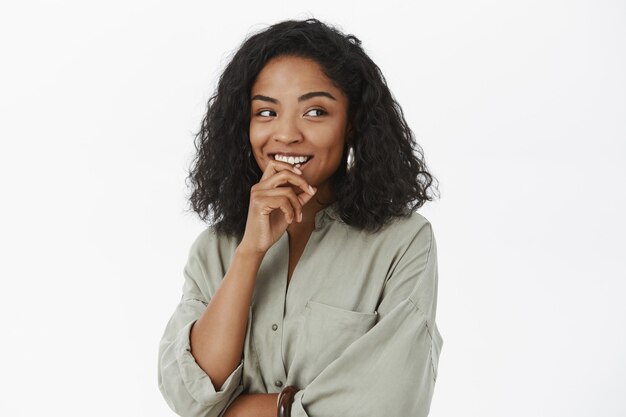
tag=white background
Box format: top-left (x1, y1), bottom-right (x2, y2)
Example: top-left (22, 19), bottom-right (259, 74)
top-left (1, 1), bottom-right (624, 416)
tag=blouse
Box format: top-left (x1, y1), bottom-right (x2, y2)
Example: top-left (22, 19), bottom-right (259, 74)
top-left (158, 202), bottom-right (443, 417)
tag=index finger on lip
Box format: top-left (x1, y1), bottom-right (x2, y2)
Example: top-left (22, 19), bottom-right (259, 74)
top-left (260, 159), bottom-right (301, 182)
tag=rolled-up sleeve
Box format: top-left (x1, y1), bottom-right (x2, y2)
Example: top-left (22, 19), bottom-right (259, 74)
top-left (158, 231), bottom-right (244, 417)
top-left (290, 221), bottom-right (443, 417)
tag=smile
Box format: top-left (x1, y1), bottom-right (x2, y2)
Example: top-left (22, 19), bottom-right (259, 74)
top-left (272, 154), bottom-right (314, 169)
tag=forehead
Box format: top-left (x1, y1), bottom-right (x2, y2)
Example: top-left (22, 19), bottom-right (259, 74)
top-left (250, 56), bottom-right (344, 98)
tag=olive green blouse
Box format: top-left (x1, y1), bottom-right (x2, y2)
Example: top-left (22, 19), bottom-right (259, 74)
top-left (158, 203), bottom-right (443, 417)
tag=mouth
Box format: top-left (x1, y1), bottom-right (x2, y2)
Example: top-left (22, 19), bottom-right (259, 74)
top-left (269, 154), bottom-right (314, 170)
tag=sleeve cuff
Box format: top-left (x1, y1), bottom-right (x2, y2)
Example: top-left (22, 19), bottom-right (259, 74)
top-left (290, 389), bottom-right (310, 417)
top-left (175, 320), bottom-right (244, 406)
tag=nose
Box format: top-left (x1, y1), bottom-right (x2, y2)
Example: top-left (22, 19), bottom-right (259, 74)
top-left (272, 115), bottom-right (303, 144)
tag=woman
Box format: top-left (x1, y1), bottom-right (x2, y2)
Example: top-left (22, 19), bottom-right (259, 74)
top-left (158, 18), bottom-right (443, 417)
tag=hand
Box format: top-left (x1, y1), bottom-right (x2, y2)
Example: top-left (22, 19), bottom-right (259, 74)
top-left (239, 160), bottom-right (317, 255)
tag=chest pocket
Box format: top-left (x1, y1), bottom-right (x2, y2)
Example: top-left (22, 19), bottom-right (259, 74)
top-left (288, 299), bottom-right (378, 387)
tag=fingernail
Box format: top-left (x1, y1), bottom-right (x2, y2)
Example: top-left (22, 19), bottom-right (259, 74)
top-left (299, 212), bottom-right (303, 222)
top-left (294, 167), bottom-right (302, 174)
top-left (308, 185), bottom-right (315, 194)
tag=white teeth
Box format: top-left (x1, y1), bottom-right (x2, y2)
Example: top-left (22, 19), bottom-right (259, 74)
top-left (273, 154), bottom-right (310, 165)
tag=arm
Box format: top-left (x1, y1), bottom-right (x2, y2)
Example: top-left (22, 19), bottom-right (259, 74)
top-left (190, 245), bottom-right (264, 389)
top-left (221, 387), bottom-right (299, 417)
top-left (157, 230), bottom-right (265, 417)
top-left (222, 393), bottom-right (280, 417)
top-left (290, 221), bottom-right (443, 417)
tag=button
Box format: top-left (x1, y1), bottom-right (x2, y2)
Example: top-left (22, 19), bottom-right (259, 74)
top-left (274, 380), bottom-right (283, 387)
top-left (272, 324), bottom-right (278, 331)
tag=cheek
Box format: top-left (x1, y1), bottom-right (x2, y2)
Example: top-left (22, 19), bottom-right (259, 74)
top-left (249, 123), bottom-right (273, 147)
top-left (308, 124), bottom-right (345, 147)
top-left (248, 129), bottom-right (265, 168)
top-left (315, 148), bottom-right (345, 172)
top-left (248, 123), bottom-right (258, 143)
top-left (248, 125), bottom-right (265, 149)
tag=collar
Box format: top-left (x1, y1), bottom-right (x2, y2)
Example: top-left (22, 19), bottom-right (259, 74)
top-left (313, 202), bottom-right (343, 230)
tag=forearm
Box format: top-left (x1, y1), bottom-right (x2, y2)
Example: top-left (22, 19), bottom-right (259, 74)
top-left (190, 245), bottom-right (264, 389)
top-left (222, 393), bottom-right (279, 417)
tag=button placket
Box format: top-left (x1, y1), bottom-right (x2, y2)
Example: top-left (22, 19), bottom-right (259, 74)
top-left (252, 233), bottom-right (290, 392)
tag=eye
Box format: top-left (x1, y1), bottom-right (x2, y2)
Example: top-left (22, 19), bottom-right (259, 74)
top-left (256, 109), bottom-right (276, 117)
top-left (305, 108), bottom-right (327, 117)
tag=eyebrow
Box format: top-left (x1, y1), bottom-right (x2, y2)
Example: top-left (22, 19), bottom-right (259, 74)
top-left (251, 91), bottom-right (337, 104)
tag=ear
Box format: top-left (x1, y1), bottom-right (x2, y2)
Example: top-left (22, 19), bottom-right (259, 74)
top-left (345, 123), bottom-right (353, 143)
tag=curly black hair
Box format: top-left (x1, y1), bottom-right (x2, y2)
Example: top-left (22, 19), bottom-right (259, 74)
top-left (185, 18), bottom-right (440, 242)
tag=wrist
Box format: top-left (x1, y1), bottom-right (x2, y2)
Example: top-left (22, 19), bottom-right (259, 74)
top-left (235, 242), bottom-right (266, 260)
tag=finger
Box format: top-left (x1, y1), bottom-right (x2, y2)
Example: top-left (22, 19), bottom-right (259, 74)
top-left (278, 199), bottom-right (296, 224)
top-left (256, 193), bottom-right (296, 224)
top-left (266, 170), bottom-right (315, 196)
top-left (260, 159), bottom-right (302, 182)
top-left (261, 188), bottom-right (304, 223)
top-left (296, 186), bottom-right (317, 207)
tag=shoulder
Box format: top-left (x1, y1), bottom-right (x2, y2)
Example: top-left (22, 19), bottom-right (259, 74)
top-left (384, 212), bottom-right (439, 317)
top-left (387, 211), bottom-right (435, 265)
top-left (186, 225), bottom-right (239, 270)
top-left (183, 225), bottom-right (240, 299)
top-left (373, 211), bottom-right (434, 250)
top-left (370, 211), bottom-right (436, 285)
top-left (341, 211), bottom-right (435, 274)
top-left (390, 211), bottom-right (433, 234)
top-left (339, 210), bottom-right (434, 249)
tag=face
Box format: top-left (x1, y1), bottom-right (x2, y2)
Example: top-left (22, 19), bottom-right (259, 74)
top-left (249, 55), bottom-right (350, 197)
